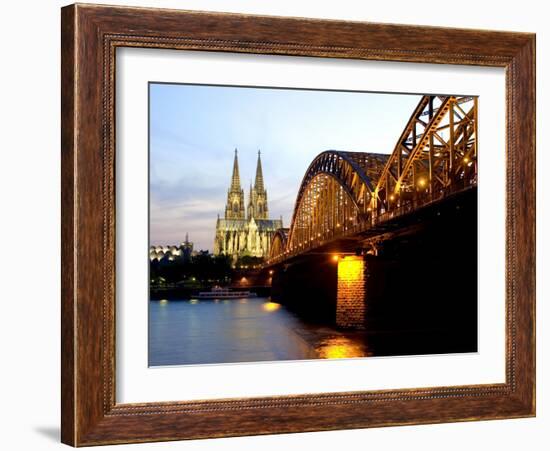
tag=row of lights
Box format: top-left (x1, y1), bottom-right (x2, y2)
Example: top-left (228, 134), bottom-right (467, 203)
top-left (384, 155), bottom-right (474, 201)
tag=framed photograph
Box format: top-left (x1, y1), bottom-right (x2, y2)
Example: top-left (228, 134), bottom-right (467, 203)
top-left (61, 3), bottom-right (535, 446)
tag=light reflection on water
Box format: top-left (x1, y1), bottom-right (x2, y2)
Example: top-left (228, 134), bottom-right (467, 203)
top-left (316, 336), bottom-right (372, 359)
top-left (261, 301), bottom-right (281, 312)
top-left (148, 297), bottom-right (371, 366)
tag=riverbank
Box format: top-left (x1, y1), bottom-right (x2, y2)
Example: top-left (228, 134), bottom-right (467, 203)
top-left (150, 285), bottom-right (272, 300)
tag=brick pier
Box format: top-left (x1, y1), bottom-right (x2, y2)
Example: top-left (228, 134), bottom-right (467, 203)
top-left (336, 256), bottom-right (366, 329)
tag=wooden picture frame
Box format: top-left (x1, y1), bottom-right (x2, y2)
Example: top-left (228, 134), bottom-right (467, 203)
top-left (61, 3), bottom-right (535, 446)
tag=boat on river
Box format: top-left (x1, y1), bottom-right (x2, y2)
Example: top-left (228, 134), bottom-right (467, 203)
top-left (196, 286), bottom-right (257, 300)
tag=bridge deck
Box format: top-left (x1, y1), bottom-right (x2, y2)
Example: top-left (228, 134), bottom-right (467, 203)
top-left (265, 184), bottom-right (476, 268)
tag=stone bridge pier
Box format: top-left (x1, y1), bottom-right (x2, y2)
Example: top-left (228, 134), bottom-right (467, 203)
top-left (334, 255), bottom-right (368, 328)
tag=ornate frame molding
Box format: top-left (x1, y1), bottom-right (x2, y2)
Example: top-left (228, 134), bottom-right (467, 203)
top-left (61, 4), bottom-right (535, 446)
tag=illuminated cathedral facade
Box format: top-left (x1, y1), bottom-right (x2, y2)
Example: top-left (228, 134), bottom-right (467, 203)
top-left (214, 149), bottom-right (283, 261)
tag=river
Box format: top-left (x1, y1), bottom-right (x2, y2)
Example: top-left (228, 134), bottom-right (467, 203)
top-left (149, 296), bottom-right (472, 366)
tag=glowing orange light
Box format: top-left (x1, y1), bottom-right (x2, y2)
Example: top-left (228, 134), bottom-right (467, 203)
top-left (389, 194), bottom-right (395, 201)
top-left (269, 270), bottom-right (274, 275)
top-left (417, 177), bottom-right (427, 188)
top-left (262, 301), bottom-right (281, 312)
top-left (317, 336), bottom-right (368, 359)
top-left (332, 254), bottom-right (340, 262)
top-left (463, 156), bottom-right (470, 163)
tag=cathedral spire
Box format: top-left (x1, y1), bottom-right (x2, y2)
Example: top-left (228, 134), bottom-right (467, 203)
top-left (254, 150), bottom-right (264, 191)
top-left (225, 148), bottom-right (245, 220)
top-left (249, 150), bottom-right (268, 220)
top-left (230, 148), bottom-right (242, 191)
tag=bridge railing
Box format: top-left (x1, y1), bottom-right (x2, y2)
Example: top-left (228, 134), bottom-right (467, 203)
top-left (373, 177), bottom-right (475, 224)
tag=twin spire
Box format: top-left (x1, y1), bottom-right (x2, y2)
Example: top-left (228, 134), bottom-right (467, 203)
top-left (230, 148), bottom-right (264, 193)
top-left (226, 149), bottom-right (268, 221)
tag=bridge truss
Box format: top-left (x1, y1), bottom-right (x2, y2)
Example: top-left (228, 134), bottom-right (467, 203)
top-left (267, 95), bottom-right (478, 264)
top-left (372, 96), bottom-right (477, 220)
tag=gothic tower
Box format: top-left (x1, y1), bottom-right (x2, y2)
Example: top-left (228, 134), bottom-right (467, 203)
top-left (214, 149), bottom-right (282, 261)
top-left (247, 150), bottom-right (268, 220)
top-left (224, 149), bottom-right (245, 219)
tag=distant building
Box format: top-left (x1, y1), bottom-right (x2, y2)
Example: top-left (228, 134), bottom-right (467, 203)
top-left (149, 233), bottom-right (194, 262)
top-left (214, 149), bottom-right (283, 262)
top-left (180, 233), bottom-right (194, 262)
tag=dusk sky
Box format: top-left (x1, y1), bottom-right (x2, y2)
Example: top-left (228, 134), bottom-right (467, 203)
top-left (149, 83), bottom-right (422, 250)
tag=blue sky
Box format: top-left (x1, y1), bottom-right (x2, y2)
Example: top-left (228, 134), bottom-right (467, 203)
top-left (149, 83), bottom-right (421, 250)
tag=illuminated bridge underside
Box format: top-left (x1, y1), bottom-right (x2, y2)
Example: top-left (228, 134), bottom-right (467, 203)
top-left (270, 228), bottom-right (289, 261)
top-left (267, 95), bottom-right (478, 265)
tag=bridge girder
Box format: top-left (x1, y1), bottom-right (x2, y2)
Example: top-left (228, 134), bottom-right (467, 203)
top-left (372, 95), bottom-right (478, 216)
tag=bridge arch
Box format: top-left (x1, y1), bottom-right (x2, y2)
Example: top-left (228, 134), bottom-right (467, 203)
top-left (286, 151), bottom-right (388, 253)
top-left (268, 228), bottom-right (289, 261)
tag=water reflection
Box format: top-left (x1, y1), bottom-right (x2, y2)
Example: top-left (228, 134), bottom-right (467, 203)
top-left (262, 301), bottom-right (281, 312)
top-left (316, 336), bottom-right (372, 359)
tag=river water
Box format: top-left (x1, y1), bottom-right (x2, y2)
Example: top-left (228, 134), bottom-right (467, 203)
top-left (149, 296), bottom-right (376, 366)
top-left (149, 296), bottom-right (472, 366)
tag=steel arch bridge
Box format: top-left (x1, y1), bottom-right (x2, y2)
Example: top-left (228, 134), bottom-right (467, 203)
top-left (266, 95), bottom-right (478, 265)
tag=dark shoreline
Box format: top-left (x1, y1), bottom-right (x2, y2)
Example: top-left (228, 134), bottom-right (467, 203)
top-left (150, 285), bottom-right (272, 300)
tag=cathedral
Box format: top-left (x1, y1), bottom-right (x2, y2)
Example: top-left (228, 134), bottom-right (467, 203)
top-left (214, 149), bottom-right (283, 262)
